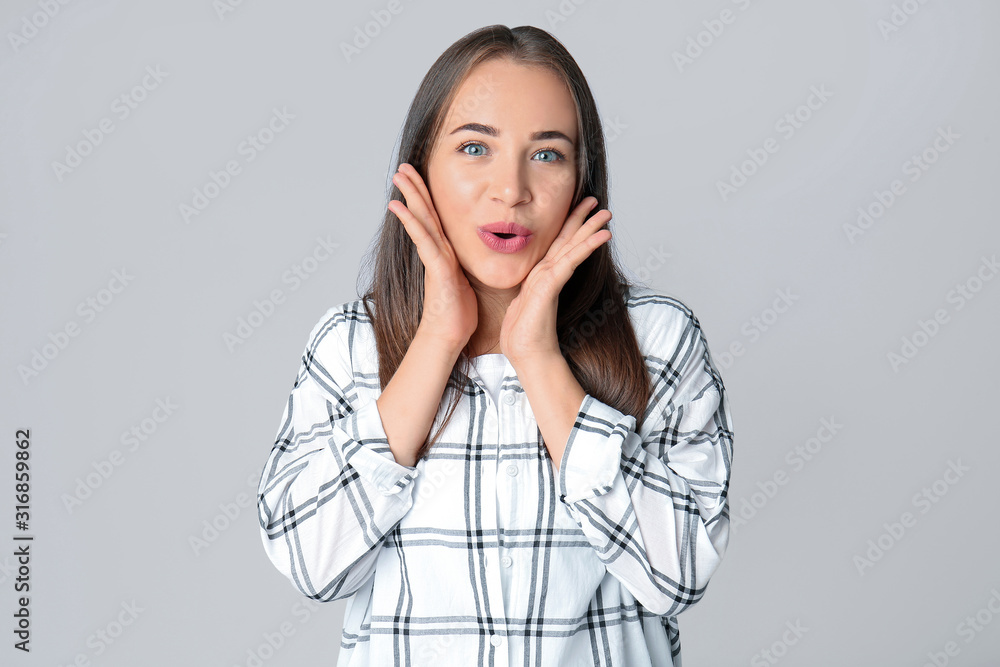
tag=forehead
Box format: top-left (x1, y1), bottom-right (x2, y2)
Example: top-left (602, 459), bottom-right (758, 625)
top-left (443, 59), bottom-right (578, 139)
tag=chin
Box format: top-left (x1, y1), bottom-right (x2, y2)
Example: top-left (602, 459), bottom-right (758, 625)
top-left (470, 268), bottom-right (526, 292)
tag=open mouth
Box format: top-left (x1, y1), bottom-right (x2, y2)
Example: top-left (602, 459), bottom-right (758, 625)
top-left (477, 227), bottom-right (533, 254)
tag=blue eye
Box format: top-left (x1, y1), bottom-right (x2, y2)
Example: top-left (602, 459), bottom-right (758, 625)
top-left (534, 149), bottom-right (565, 163)
top-left (459, 142), bottom-right (485, 157)
top-left (456, 141), bottom-right (567, 163)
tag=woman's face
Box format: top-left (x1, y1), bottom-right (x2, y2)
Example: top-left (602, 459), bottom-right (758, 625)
top-left (425, 58), bottom-right (578, 292)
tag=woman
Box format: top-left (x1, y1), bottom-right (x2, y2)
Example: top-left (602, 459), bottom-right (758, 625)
top-left (257, 24), bottom-right (734, 666)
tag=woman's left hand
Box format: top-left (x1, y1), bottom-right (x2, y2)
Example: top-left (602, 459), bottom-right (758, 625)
top-left (500, 196), bottom-right (613, 367)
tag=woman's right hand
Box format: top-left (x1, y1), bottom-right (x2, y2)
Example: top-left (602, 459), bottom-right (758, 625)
top-left (388, 163), bottom-right (479, 352)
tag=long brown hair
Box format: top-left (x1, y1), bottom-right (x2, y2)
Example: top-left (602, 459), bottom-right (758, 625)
top-left (358, 24), bottom-right (650, 462)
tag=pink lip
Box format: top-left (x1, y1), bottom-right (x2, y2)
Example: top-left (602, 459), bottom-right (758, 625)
top-left (476, 221), bottom-right (533, 254)
top-left (479, 221), bottom-right (533, 236)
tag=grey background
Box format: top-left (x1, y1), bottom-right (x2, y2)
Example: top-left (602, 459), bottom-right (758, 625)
top-left (1, 0), bottom-right (998, 664)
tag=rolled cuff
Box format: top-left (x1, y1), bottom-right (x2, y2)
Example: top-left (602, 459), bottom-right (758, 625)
top-left (558, 394), bottom-right (637, 505)
top-left (338, 400), bottom-right (420, 496)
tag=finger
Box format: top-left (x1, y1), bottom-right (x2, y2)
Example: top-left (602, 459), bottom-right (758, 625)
top-left (552, 207), bottom-right (612, 264)
top-left (395, 165), bottom-right (445, 238)
top-left (388, 199), bottom-right (442, 262)
top-left (554, 228), bottom-right (612, 279)
top-left (545, 197), bottom-right (599, 257)
top-left (530, 227), bottom-right (611, 298)
top-left (392, 172), bottom-right (445, 245)
top-left (398, 164), bottom-right (439, 223)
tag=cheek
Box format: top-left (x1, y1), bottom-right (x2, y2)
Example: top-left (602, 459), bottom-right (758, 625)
top-left (430, 171), bottom-right (477, 247)
top-left (543, 189), bottom-right (575, 230)
top-left (432, 164), bottom-right (478, 218)
top-left (443, 167), bottom-right (479, 206)
top-left (538, 171), bottom-right (575, 215)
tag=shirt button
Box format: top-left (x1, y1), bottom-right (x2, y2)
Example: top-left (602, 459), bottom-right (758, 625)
top-left (501, 555), bottom-right (512, 567)
top-left (503, 393), bottom-right (516, 405)
top-left (490, 634), bottom-right (504, 647)
top-left (506, 464), bottom-right (517, 476)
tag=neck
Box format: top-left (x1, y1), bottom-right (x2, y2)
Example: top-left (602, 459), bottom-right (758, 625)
top-left (467, 282), bottom-right (519, 357)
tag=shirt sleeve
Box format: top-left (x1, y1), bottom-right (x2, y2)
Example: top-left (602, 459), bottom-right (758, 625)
top-left (257, 307), bottom-right (420, 602)
top-left (556, 304), bottom-right (734, 617)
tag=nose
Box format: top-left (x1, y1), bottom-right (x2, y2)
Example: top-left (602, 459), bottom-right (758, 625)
top-left (487, 153), bottom-right (531, 208)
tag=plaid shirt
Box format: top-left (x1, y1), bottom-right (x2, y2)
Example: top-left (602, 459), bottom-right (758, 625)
top-left (257, 284), bottom-right (734, 666)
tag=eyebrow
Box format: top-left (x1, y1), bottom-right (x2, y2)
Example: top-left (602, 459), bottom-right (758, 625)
top-left (448, 122), bottom-right (574, 146)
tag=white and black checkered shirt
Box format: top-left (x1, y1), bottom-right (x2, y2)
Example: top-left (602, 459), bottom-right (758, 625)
top-left (257, 284), bottom-right (734, 666)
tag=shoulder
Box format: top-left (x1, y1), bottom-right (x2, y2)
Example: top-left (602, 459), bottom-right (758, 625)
top-left (622, 284), bottom-right (722, 382)
top-left (623, 283), bottom-right (706, 343)
top-left (300, 297), bottom-right (376, 365)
